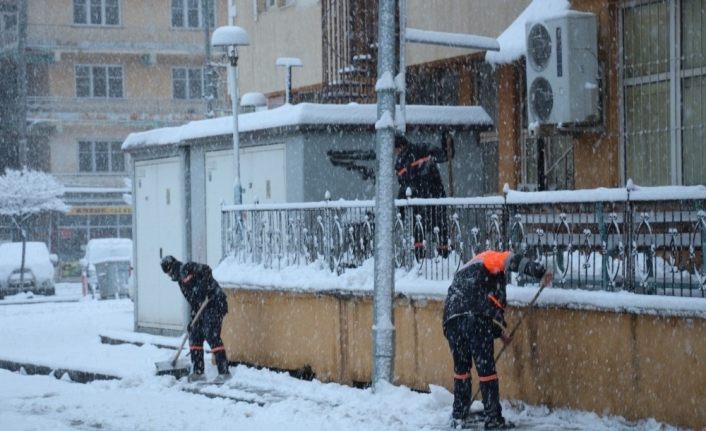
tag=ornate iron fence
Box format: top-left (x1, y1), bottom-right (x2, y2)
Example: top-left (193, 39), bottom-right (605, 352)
top-left (221, 186), bottom-right (706, 297)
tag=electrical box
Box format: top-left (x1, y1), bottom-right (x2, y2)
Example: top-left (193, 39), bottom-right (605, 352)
top-left (526, 11), bottom-right (599, 131)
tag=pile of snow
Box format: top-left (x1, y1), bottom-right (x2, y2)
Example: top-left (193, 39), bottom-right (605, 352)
top-left (214, 257), bottom-right (706, 319)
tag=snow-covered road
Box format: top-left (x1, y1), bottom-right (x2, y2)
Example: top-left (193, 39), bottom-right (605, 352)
top-left (0, 284), bottom-right (677, 431)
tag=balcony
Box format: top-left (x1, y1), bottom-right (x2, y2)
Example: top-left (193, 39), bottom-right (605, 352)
top-left (27, 96), bottom-right (230, 126)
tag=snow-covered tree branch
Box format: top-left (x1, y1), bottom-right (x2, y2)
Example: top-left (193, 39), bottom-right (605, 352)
top-left (0, 168), bottom-right (68, 219)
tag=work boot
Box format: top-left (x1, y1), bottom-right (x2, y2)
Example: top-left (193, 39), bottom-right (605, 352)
top-left (187, 372), bottom-right (206, 383)
top-left (484, 416), bottom-right (515, 429)
top-left (190, 347), bottom-right (205, 375)
top-left (480, 380), bottom-right (503, 427)
top-left (214, 349), bottom-right (230, 375)
top-left (213, 373), bottom-right (232, 384)
top-left (451, 377), bottom-right (472, 421)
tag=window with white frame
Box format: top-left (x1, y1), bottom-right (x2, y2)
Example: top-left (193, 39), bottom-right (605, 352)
top-left (171, 0), bottom-right (214, 29)
top-left (79, 141), bottom-right (125, 173)
top-left (172, 67), bottom-right (212, 99)
top-left (73, 0), bottom-right (120, 26)
top-left (621, 0), bottom-right (706, 186)
top-left (258, 0), bottom-right (294, 13)
top-left (75, 65), bottom-right (123, 98)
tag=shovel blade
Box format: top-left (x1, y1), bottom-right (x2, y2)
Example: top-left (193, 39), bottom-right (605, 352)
top-left (155, 358), bottom-right (191, 379)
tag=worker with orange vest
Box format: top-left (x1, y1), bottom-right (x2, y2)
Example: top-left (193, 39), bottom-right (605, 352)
top-left (442, 250), bottom-right (552, 429)
top-left (394, 133), bottom-right (454, 259)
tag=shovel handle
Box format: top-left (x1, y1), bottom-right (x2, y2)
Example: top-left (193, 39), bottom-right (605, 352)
top-left (170, 297), bottom-right (211, 367)
top-left (471, 275), bottom-right (552, 401)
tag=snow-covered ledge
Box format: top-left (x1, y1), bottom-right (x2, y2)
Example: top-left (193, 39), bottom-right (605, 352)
top-left (214, 257), bottom-right (706, 320)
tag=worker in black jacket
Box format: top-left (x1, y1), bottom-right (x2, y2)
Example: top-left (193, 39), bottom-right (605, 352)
top-left (394, 133), bottom-right (453, 259)
top-left (161, 255), bottom-right (230, 383)
top-left (442, 250), bottom-right (552, 429)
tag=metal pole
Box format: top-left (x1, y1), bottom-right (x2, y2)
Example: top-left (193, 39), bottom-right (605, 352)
top-left (285, 66), bottom-right (292, 104)
top-left (372, 0), bottom-right (397, 391)
top-left (17, 0), bottom-right (28, 168)
top-left (229, 49), bottom-right (242, 205)
top-left (203, 0), bottom-right (215, 118)
top-left (398, 0), bottom-right (406, 133)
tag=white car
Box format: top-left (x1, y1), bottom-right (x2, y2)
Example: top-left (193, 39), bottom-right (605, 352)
top-left (0, 241), bottom-right (57, 298)
top-left (81, 238), bottom-right (134, 300)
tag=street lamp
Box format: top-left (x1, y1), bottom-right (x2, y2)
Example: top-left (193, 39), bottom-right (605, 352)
top-left (211, 25), bottom-right (250, 205)
top-left (275, 57), bottom-right (303, 104)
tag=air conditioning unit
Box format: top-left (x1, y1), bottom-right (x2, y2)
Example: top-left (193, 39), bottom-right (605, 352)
top-left (526, 11), bottom-right (599, 131)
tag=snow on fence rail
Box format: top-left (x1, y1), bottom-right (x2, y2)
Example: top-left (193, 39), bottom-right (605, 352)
top-left (221, 185), bottom-right (706, 297)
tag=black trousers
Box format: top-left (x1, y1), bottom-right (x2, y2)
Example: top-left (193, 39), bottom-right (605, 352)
top-left (403, 205), bottom-right (449, 260)
top-left (443, 313), bottom-right (502, 421)
top-left (189, 305), bottom-right (228, 374)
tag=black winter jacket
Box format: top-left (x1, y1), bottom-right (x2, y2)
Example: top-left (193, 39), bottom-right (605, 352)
top-left (395, 143), bottom-right (448, 199)
top-left (177, 262), bottom-right (228, 319)
top-left (443, 257), bottom-right (507, 327)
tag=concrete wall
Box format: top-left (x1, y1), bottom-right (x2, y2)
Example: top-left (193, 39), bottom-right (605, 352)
top-left (221, 287), bottom-right (706, 430)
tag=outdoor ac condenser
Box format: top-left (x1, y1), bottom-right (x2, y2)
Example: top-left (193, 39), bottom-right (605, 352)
top-left (526, 11), bottom-right (599, 132)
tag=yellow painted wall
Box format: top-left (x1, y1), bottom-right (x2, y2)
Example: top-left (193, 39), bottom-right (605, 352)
top-left (222, 287), bottom-right (706, 430)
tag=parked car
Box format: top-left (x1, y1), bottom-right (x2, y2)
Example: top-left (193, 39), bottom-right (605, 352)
top-left (0, 241), bottom-right (57, 298)
top-left (81, 238), bottom-right (134, 300)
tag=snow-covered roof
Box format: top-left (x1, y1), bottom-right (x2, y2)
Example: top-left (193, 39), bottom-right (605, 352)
top-left (485, 0), bottom-right (570, 65)
top-left (83, 238), bottom-right (133, 265)
top-left (507, 184), bottom-right (706, 203)
top-left (122, 103), bottom-right (493, 151)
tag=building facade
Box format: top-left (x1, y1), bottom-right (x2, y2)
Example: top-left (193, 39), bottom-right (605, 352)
top-left (234, 0), bottom-right (705, 192)
top-left (0, 0), bottom-right (233, 260)
top-left (4, 0), bottom-right (703, 258)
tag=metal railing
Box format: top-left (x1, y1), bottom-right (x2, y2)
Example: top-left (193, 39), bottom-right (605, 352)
top-left (221, 186), bottom-right (706, 297)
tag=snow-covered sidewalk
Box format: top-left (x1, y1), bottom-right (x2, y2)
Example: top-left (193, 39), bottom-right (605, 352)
top-left (0, 283), bottom-right (678, 431)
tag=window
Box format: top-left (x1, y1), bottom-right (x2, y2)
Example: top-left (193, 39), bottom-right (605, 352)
top-left (0, 3), bottom-right (18, 45)
top-left (75, 65), bottom-right (123, 98)
top-left (173, 67), bottom-right (214, 99)
top-left (259, 0), bottom-right (294, 12)
top-left (621, 0), bottom-right (706, 186)
top-left (73, 0), bottom-right (120, 26)
top-left (171, 0), bottom-right (214, 29)
top-left (79, 141), bottom-right (125, 173)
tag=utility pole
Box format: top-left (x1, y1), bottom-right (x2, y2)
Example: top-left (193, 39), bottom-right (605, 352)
top-left (17, 0), bottom-right (28, 168)
top-left (372, 0), bottom-right (397, 391)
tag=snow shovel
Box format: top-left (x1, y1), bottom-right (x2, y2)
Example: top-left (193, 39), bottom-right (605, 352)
top-left (155, 297), bottom-right (210, 379)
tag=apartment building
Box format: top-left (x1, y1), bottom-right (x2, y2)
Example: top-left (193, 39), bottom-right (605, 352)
top-left (0, 0), bottom-right (233, 259)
